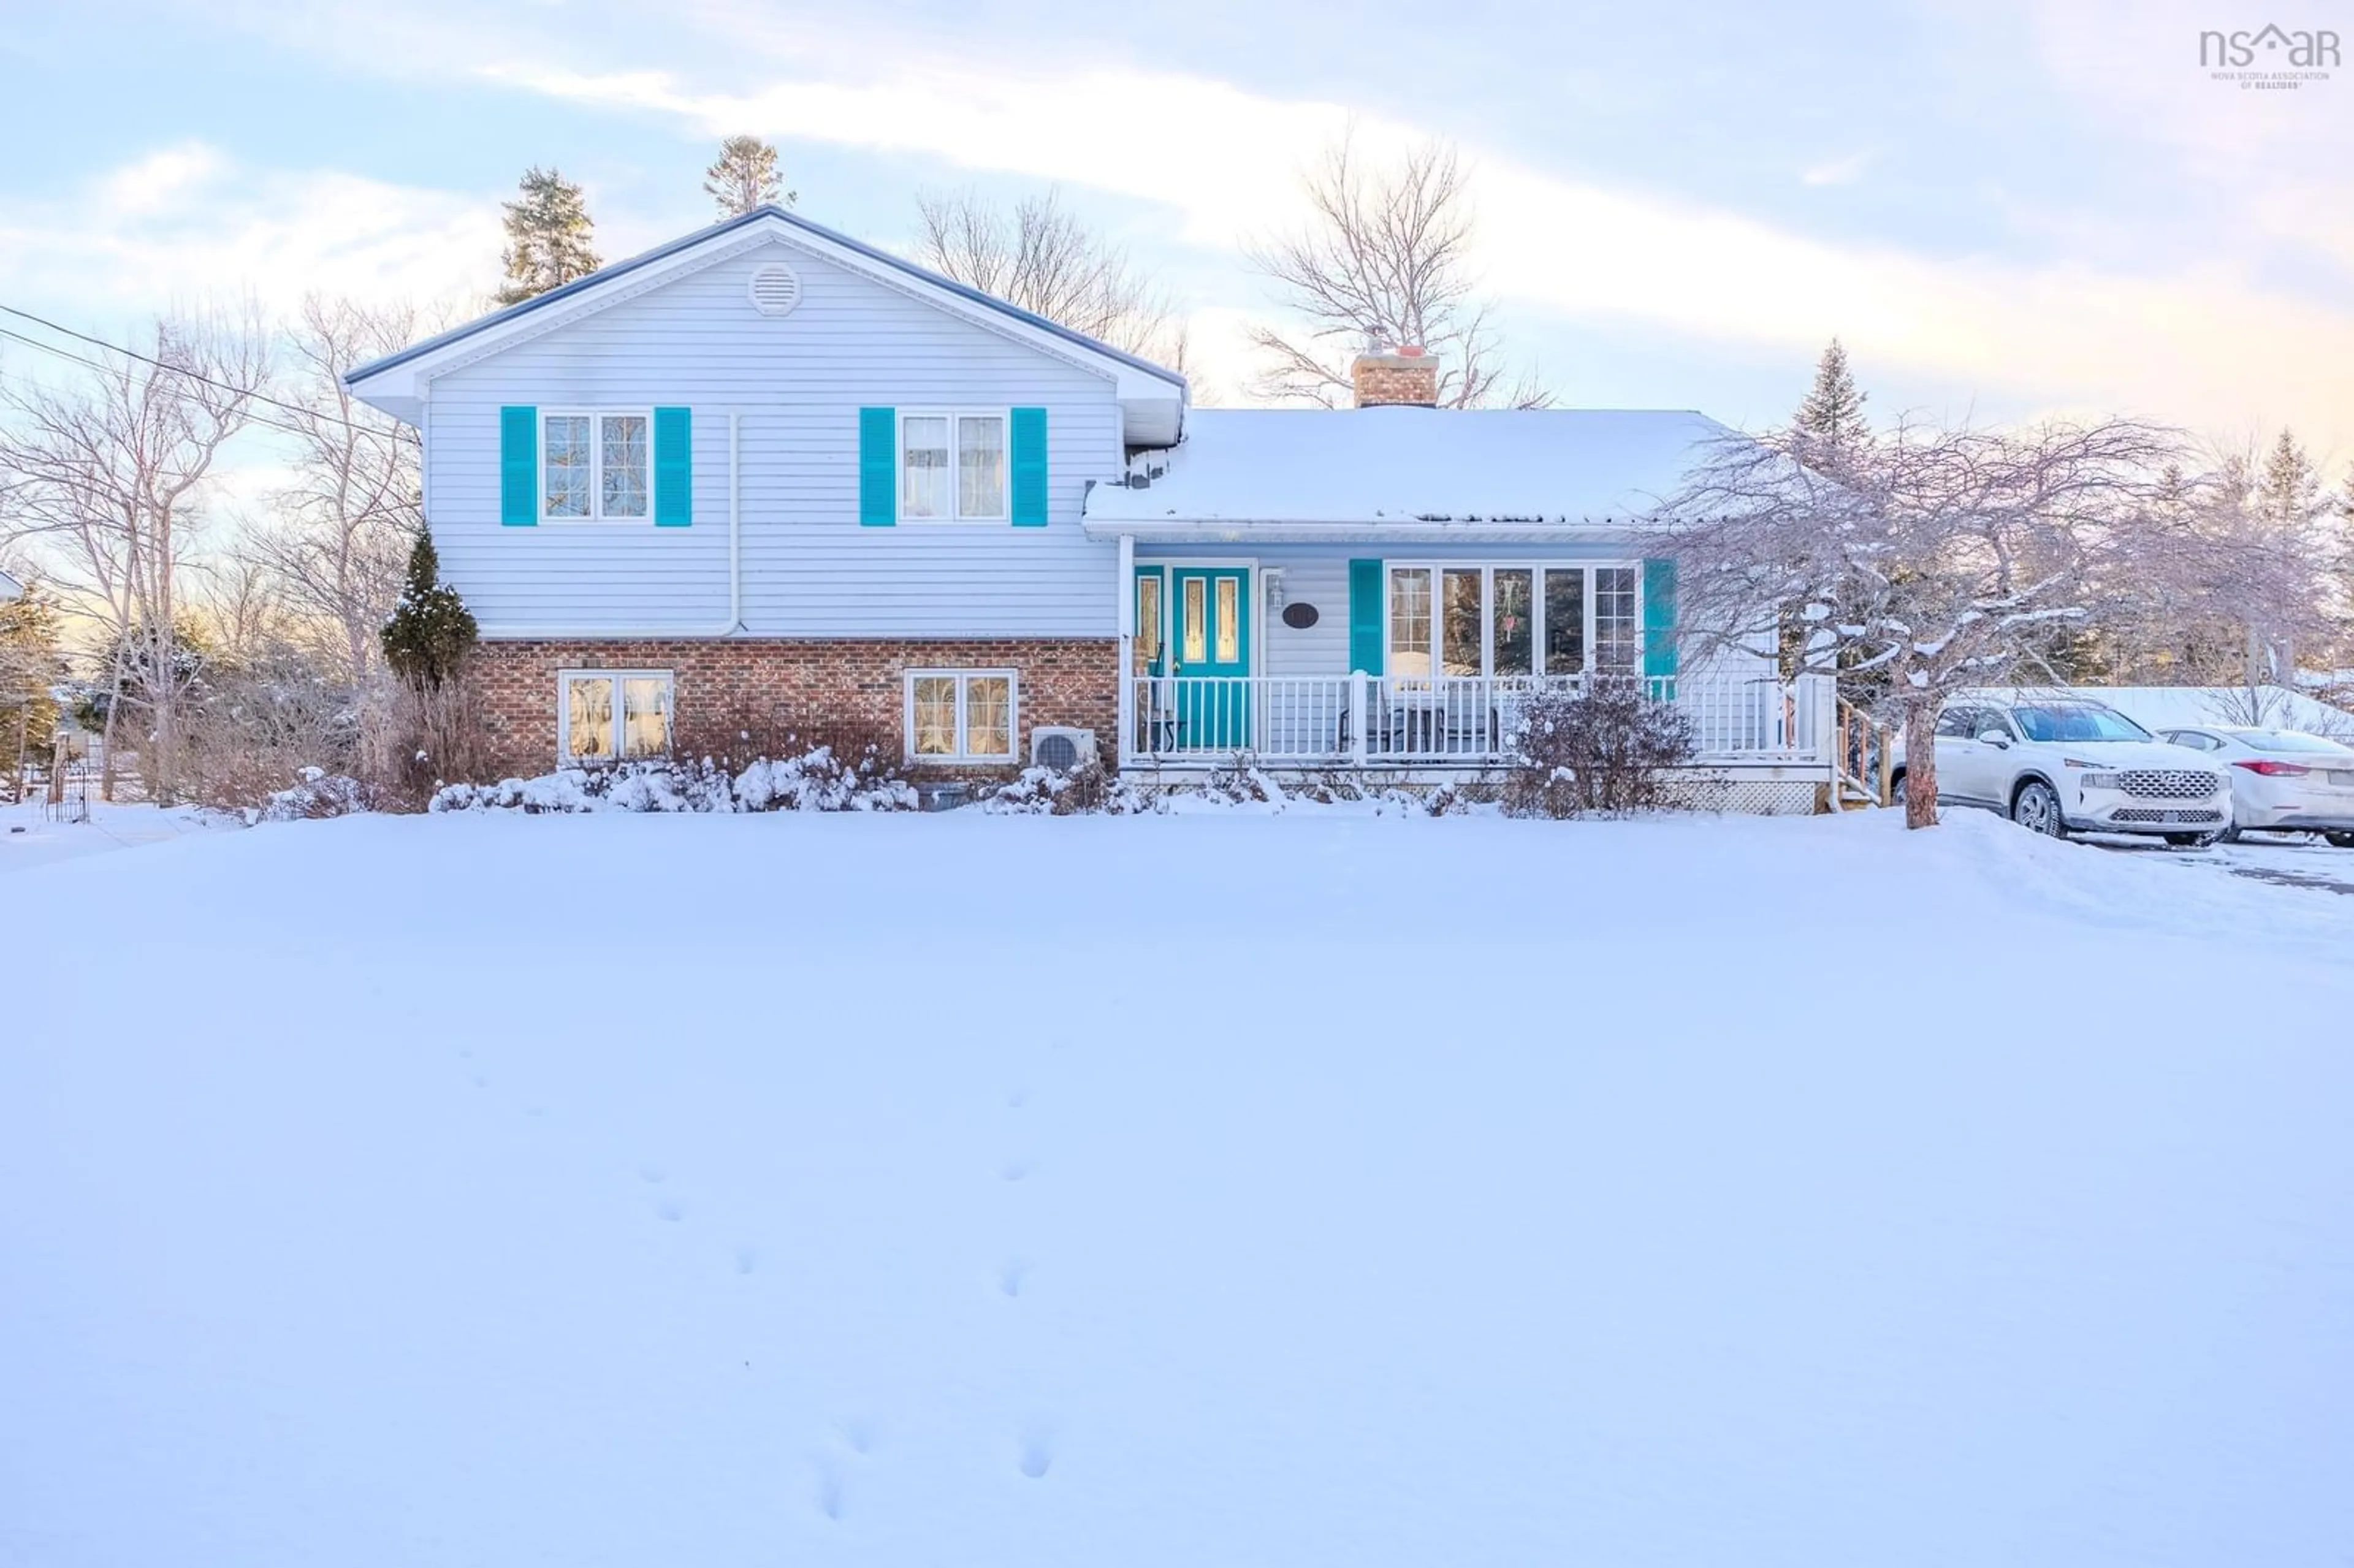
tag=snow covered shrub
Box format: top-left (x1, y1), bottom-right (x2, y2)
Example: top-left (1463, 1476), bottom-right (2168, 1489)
top-left (250, 767), bottom-right (382, 823)
top-left (1504, 679), bottom-right (1697, 818)
top-left (981, 761), bottom-right (1160, 815)
top-left (429, 745), bottom-right (919, 815)
top-left (730, 747), bottom-right (918, 812)
top-left (1200, 755), bottom-right (1289, 807)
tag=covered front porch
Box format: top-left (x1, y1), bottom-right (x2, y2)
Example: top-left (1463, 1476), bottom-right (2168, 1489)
top-left (1122, 668), bottom-right (1837, 771)
top-left (1106, 544), bottom-right (1840, 795)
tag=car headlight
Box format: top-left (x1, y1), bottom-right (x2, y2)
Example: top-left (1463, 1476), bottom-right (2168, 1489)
top-left (2078, 772), bottom-right (2124, 790)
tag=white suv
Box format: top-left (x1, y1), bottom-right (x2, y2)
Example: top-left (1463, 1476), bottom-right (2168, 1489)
top-left (1891, 698), bottom-right (2234, 846)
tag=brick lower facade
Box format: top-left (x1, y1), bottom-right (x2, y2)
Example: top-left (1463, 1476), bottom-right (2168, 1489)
top-left (468, 637), bottom-right (1119, 778)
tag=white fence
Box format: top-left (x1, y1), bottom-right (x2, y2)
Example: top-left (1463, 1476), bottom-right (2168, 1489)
top-left (1122, 672), bottom-right (1832, 768)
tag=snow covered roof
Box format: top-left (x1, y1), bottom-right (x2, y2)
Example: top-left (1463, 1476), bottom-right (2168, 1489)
top-left (1083, 407), bottom-right (1742, 541)
top-left (0, 568), bottom-right (20, 601)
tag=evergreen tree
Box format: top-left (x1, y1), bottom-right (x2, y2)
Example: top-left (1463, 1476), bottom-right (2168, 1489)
top-left (0, 579), bottom-right (64, 782)
top-left (496, 167), bottom-right (602, 306)
top-left (381, 527), bottom-right (478, 688)
top-left (704, 135), bottom-right (793, 219)
top-left (1793, 337), bottom-right (1869, 470)
top-left (2254, 427), bottom-right (2323, 531)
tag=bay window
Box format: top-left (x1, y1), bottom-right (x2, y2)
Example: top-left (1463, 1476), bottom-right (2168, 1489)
top-left (902, 411), bottom-right (1008, 520)
top-left (1386, 563), bottom-right (1644, 678)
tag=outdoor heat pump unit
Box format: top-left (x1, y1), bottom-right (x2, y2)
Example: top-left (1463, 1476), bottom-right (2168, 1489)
top-left (1029, 727), bottom-right (1099, 771)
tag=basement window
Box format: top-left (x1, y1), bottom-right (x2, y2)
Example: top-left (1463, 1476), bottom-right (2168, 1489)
top-left (560, 671), bottom-right (672, 762)
top-left (905, 670), bottom-right (1017, 763)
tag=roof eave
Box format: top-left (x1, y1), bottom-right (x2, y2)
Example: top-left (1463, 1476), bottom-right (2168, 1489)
top-left (345, 205), bottom-right (1188, 417)
top-left (1080, 516), bottom-right (1663, 544)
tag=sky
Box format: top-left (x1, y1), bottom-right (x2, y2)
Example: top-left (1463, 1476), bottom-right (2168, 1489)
top-left (1, 0), bottom-right (2350, 476)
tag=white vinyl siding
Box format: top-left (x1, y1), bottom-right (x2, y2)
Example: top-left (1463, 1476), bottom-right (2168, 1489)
top-left (423, 243), bottom-right (1122, 637)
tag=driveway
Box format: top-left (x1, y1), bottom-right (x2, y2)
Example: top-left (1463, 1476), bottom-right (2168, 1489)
top-left (2092, 829), bottom-right (2354, 896)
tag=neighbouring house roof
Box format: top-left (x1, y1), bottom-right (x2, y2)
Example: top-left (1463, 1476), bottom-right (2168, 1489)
top-left (1081, 406), bottom-right (1742, 542)
top-left (0, 568), bottom-right (21, 601)
top-left (345, 206), bottom-right (1187, 440)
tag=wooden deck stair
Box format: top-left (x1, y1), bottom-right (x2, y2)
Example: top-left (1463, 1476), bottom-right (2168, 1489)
top-left (1832, 696), bottom-right (1893, 810)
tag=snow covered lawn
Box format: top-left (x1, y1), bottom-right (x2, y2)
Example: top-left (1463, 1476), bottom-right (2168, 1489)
top-left (4, 809), bottom-right (2350, 1566)
top-left (0, 797), bottom-right (223, 873)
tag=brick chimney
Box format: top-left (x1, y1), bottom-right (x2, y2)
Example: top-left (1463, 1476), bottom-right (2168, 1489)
top-left (1349, 343), bottom-right (1439, 409)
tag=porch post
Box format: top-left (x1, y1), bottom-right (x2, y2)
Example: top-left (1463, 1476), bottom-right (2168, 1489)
top-left (1115, 533), bottom-right (1135, 764)
top-left (1350, 671), bottom-right (1368, 768)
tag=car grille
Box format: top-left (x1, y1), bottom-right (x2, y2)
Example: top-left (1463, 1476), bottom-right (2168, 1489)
top-left (2111, 807), bottom-right (2225, 824)
top-left (2117, 769), bottom-right (2222, 799)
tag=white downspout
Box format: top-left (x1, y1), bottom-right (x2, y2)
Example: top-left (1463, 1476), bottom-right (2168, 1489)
top-left (726, 409), bottom-right (742, 634)
top-left (1116, 531), bottom-right (1135, 763)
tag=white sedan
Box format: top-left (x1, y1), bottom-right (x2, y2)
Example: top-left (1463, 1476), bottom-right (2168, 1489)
top-left (2157, 726), bottom-right (2354, 847)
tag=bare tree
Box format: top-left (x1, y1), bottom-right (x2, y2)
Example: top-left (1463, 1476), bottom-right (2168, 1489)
top-left (1247, 131), bottom-right (1547, 409)
top-left (1666, 415), bottom-right (2185, 828)
top-left (0, 310), bottom-right (267, 801)
top-left (243, 295), bottom-right (422, 684)
top-left (914, 188), bottom-right (1189, 371)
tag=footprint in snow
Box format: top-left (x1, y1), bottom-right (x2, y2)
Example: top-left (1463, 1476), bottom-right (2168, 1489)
top-left (733, 1246), bottom-right (758, 1276)
top-left (833, 1415), bottom-right (878, 1456)
top-left (636, 1162), bottom-right (667, 1184)
top-left (655, 1196), bottom-right (685, 1223)
top-left (812, 1455), bottom-right (847, 1521)
top-left (1017, 1418), bottom-right (1059, 1480)
top-left (997, 1257), bottom-right (1032, 1299)
top-left (997, 1158), bottom-right (1037, 1184)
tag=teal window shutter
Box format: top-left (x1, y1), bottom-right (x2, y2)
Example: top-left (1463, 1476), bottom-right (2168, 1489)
top-left (1010, 406), bottom-right (1048, 525)
top-left (500, 406), bottom-right (538, 525)
top-left (653, 406), bottom-right (691, 525)
top-left (1642, 558), bottom-right (1679, 690)
top-left (858, 406), bottom-right (896, 526)
top-left (1347, 558), bottom-right (1384, 675)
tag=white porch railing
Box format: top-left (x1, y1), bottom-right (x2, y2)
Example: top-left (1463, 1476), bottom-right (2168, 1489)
top-left (1122, 672), bottom-right (1834, 768)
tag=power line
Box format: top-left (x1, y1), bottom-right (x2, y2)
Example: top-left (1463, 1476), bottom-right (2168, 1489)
top-left (0, 303), bottom-right (419, 447)
top-left (0, 327), bottom-right (417, 457)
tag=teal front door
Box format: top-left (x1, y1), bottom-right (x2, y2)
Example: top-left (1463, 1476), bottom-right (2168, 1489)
top-left (1170, 566), bottom-right (1251, 750)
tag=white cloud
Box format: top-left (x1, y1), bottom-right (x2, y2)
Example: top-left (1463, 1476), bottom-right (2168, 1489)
top-left (1800, 151), bottom-right (1872, 187)
top-left (1, 143), bottom-right (501, 328)
top-left (467, 45), bottom-right (2354, 443)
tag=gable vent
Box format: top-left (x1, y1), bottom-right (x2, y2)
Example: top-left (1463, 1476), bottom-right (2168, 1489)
top-left (747, 263), bottom-right (802, 318)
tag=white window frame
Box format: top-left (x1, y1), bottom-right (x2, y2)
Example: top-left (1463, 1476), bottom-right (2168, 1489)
top-left (556, 668), bottom-right (674, 763)
top-left (542, 408), bottom-right (655, 523)
top-left (1384, 561), bottom-right (1647, 679)
top-left (903, 669), bottom-right (1020, 763)
top-left (896, 408), bottom-right (1011, 523)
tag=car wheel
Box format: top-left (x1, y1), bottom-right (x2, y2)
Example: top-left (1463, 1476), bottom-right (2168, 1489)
top-left (1887, 767), bottom-right (1906, 806)
top-left (2165, 831), bottom-right (2222, 849)
top-left (2220, 824), bottom-right (2242, 845)
top-left (2327, 832), bottom-right (2354, 850)
top-left (2011, 779), bottom-right (2066, 838)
